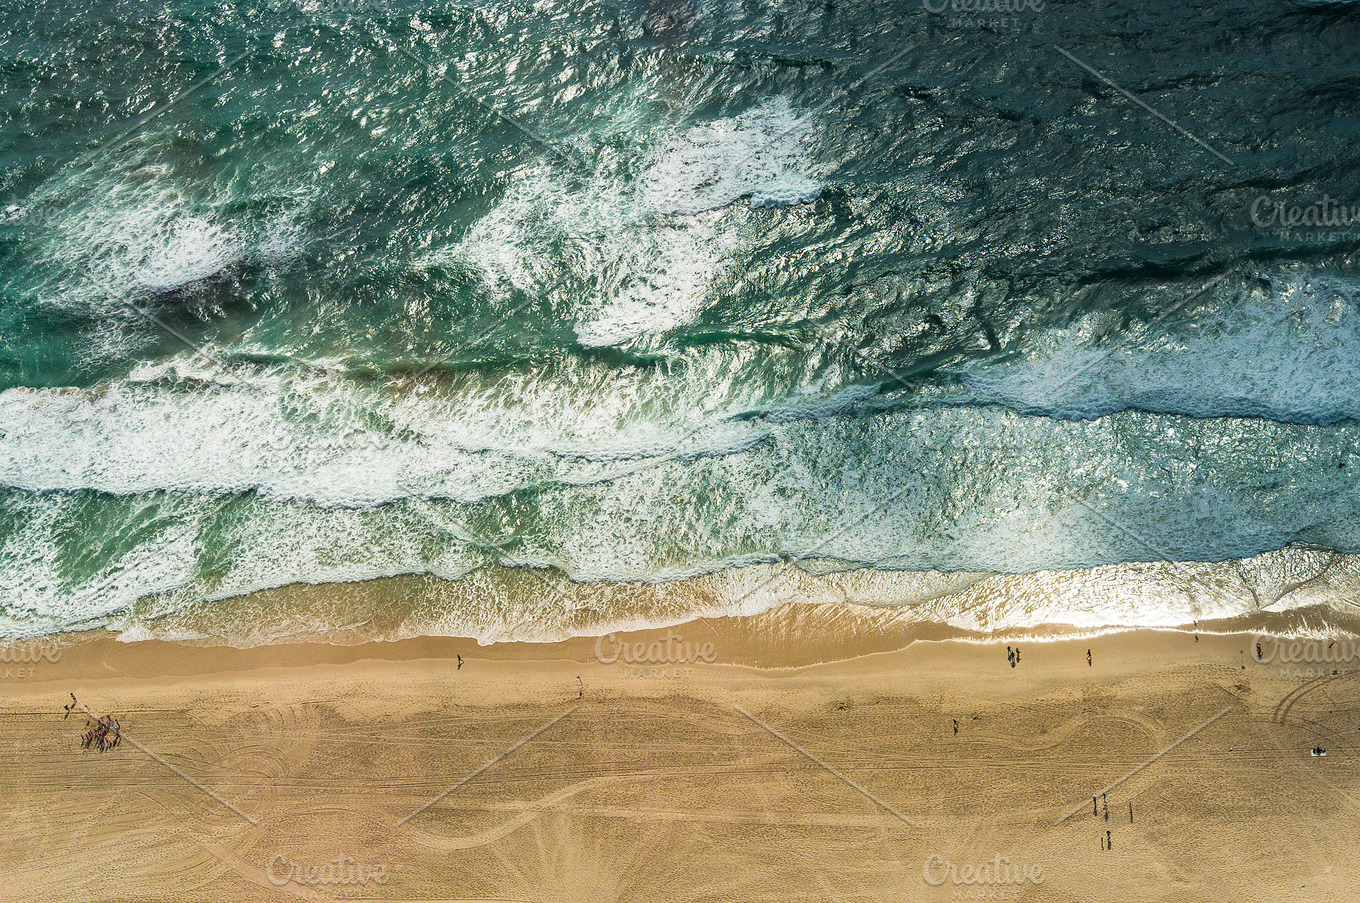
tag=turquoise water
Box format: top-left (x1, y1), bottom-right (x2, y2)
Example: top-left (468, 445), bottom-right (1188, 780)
top-left (3, 0), bottom-right (1360, 638)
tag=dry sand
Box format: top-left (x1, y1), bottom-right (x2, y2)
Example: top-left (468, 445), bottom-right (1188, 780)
top-left (2, 603), bottom-right (1357, 902)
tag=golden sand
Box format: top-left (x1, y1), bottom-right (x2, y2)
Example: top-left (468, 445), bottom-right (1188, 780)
top-left (2, 603), bottom-right (1357, 902)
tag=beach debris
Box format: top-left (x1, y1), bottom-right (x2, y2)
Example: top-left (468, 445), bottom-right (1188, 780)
top-left (63, 693), bottom-right (77, 720)
top-left (80, 713), bottom-right (121, 752)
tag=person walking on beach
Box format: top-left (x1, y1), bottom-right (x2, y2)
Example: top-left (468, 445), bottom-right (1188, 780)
top-left (457, 654), bottom-right (463, 670)
top-left (1256, 642), bottom-right (1263, 661)
top-left (1106, 830), bottom-right (1112, 850)
top-left (577, 676), bottom-right (583, 699)
top-left (1087, 649), bottom-right (1092, 667)
top-left (953, 719), bottom-right (959, 735)
top-left (1129, 802), bottom-right (1134, 823)
top-left (1102, 793), bottom-right (1108, 821)
top-left (1093, 796), bottom-right (1098, 816)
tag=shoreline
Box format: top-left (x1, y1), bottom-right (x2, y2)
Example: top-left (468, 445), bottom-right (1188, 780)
top-left (8, 592), bottom-right (1359, 664)
top-left (11, 542), bottom-right (1360, 649)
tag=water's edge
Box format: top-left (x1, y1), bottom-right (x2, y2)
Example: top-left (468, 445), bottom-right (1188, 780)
top-left (15, 543), bottom-right (1348, 647)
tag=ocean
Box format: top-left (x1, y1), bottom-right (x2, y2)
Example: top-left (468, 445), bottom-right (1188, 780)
top-left (3, 0), bottom-right (1360, 642)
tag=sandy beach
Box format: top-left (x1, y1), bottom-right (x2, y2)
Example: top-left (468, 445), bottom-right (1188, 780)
top-left (2, 603), bottom-right (1357, 902)
top-left (5, 0), bottom-right (1360, 895)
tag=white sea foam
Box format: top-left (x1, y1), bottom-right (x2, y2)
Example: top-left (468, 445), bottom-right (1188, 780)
top-left (20, 167), bottom-right (308, 332)
top-left (4, 360), bottom-right (1357, 629)
top-left (0, 344), bottom-right (865, 507)
top-left (134, 215), bottom-right (239, 294)
top-left (3, 398), bottom-right (1359, 639)
top-left (33, 185), bottom-right (240, 312)
top-left (0, 490), bottom-right (484, 638)
top-left (444, 97), bottom-right (822, 347)
top-left (638, 97), bottom-right (822, 215)
top-left (0, 491), bottom-right (202, 637)
top-left (940, 271), bottom-right (1360, 424)
top-left (3, 368), bottom-right (1356, 603)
